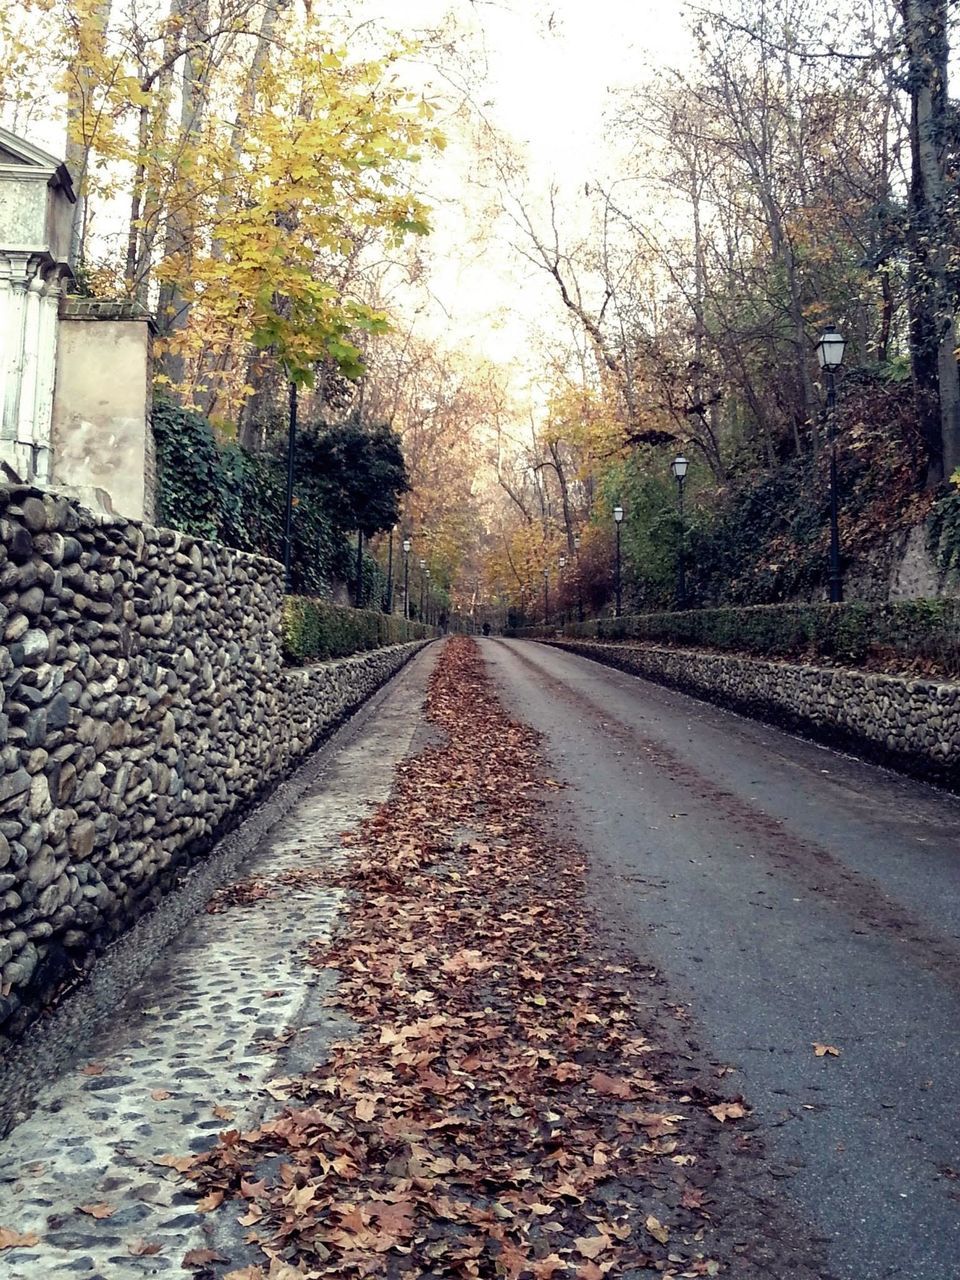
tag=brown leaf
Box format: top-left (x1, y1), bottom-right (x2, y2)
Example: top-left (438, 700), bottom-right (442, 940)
top-left (128, 1239), bottom-right (162, 1256)
top-left (645, 1214), bottom-right (670, 1245)
top-left (224, 1269), bottom-right (265, 1280)
top-left (195, 1190), bottom-right (225, 1213)
top-left (152, 1154), bottom-right (197, 1174)
top-left (0, 1227), bottom-right (40, 1250)
top-left (183, 1246), bottom-right (228, 1266)
top-left (708, 1101), bottom-right (747, 1122)
top-left (575, 1232), bottom-right (612, 1259)
top-left (80, 1062), bottom-right (106, 1076)
top-left (212, 1104), bottom-right (235, 1120)
top-left (813, 1043), bottom-right (841, 1057)
top-left (355, 1095), bottom-right (377, 1122)
top-left (78, 1203), bottom-right (115, 1219)
top-left (589, 1071), bottom-right (634, 1099)
top-left (150, 1089), bottom-right (172, 1101)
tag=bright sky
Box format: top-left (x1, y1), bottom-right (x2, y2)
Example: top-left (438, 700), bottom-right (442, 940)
top-left (364, 0), bottom-right (693, 396)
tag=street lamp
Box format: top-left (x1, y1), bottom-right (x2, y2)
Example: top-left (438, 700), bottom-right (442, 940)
top-left (419, 557), bottom-right (426, 621)
top-left (574, 533), bottom-right (584, 622)
top-left (671, 455), bottom-right (688, 610)
top-left (559, 555), bottom-right (567, 625)
top-left (542, 565), bottom-right (549, 627)
top-left (402, 537), bottom-right (411, 620)
top-left (425, 567), bottom-right (432, 625)
top-left (817, 325), bottom-right (846, 604)
top-left (613, 505), bottom-right (624, 618)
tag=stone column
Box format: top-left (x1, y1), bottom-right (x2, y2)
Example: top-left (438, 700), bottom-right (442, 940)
top-left (0, 252), bottom-right (59, 482)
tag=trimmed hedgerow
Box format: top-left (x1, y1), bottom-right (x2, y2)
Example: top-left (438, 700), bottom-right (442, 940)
top-left (514, 599), bottom-right (960, 677)
top-left (283, 597), bottom-right (434, 663)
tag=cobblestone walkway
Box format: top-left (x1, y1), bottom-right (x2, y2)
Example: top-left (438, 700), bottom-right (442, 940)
top-left (0, 648), bottom-right (437, 1278)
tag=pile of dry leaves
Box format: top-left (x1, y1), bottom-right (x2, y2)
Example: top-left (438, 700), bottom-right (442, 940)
top-left (185, 637), bottom-right (755, 1279)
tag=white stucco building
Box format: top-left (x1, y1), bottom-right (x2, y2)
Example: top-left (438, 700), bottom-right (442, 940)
top-left (0, 126), bottom-right (76, 486)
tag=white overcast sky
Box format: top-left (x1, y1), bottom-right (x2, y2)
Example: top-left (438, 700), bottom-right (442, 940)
top-left (368, 0), bottom-right (693, 397)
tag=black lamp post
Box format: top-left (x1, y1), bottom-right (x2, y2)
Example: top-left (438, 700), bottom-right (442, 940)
top-left (542, 566), bottom-right (549, 627)
top-left (402, 537), bottom-right (411, 619)
top-left (282, 381), bottom-right (297, 593)
top-left (384, 528), bottom-right (394, 614)
top-left (671, 454), bottom-right (688, 609)
top-left (425, 568), bottom-right (432, 625)
top-left (817, 326), bottom-right (846, 604)
top-left (419, 557), bottom-right (426, 621)
top-left (613, 505), bottom-right (623, 617)
top-left (574, 534), bottom-right (584, 622)
top-left (355, 529), bottom-right (364, 608)
top-left (558, 555), bottom-right (567, 624)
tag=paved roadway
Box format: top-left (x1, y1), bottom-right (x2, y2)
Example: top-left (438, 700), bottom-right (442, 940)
top-left (481, 638), bottom-right (960, 1280)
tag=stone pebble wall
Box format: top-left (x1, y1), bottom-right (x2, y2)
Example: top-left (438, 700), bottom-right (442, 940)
top-left (0, 484), bottom-right (427, 1043)
top-left (550, 639), bottom-right (960, 789)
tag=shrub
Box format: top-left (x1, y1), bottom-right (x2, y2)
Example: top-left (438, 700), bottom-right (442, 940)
top-left (515, 599), bottom-right (960, 677)
top-left (282, 597), bottom-right (434, 663)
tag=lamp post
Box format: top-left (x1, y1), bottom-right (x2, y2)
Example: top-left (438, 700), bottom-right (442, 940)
top-left (542, 566), bottom-right (549, 627)
top-left (670, 454), bottom-right (688, 609)
top-left (425, 568), bottom-right (432, 625)
top-left (402, 537), bottom-right (411, 620)
top-left (573, 533), bottom-right (584, 622)
top-left (384, 528), bottom-right (394, 614)
top-left (613, 505), bottom-right (623, 617)
top-left (558, 555), bottom-right (567, 624)
top-left (817, 326), bottom-right (846, 604)
top-left (282, 381), bottom-right (298, 593)
top-left (355, 529), bottom-right (364, 608)
top-left (419, 557), bottom-right (426, 621)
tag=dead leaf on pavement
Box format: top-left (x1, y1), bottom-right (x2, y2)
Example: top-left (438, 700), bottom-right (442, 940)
top-left (0, 1227), bottom-right (40, 1250)
top-left (77, 1203), bottom-right (115, 1219)
top-left (128, 1239), bottom-right (162, 1256)
top-left (575, 1232), bottom-right (612, 1258)
top-left (645, 1214), bottom-right (670, 1244)
top-left (182, 1246), bottom-right (228, 1266)
top-left (80, 1062), bottom-right (105, 1076)
top-left (195, 1190), bottom-right (224, 1212)
top-left (589, 1071), bottom-right (634, 1099)
top-left (150, 1089), bottom-right (172, 1101)
top-left (813, 1043), bottom-right (841, 1057)
top-left (708, 1101), bottom-right (747, 1122)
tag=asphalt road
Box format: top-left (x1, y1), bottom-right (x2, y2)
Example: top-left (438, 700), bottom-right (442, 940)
top-left (481, 638), bottom-right (960, 1280)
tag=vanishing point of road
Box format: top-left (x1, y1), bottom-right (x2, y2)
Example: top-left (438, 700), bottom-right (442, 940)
top-left (482, 638), bottom-right (960, 1280)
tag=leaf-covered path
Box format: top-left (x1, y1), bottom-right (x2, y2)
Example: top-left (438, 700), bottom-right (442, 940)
top-left (183, 637), bottom-right (822, 1279)
top-left (0, 638), bottom-right (825, 1279)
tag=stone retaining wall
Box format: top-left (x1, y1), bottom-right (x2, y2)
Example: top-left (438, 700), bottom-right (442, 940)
top-left (0, 484), bottom-right (428, 1043)
top-left (548, 639), bottom-right (960, 789)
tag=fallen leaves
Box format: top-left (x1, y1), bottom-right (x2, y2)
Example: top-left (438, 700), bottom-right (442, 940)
top-left (0, 1227), bottom-right (40, 1250)
top-left (645, 1213), bottom-right (670, 1244)
top-left (127, 1238), bottom-right (162, 1256)
top-left (77, 1203), bottom-right (115, 1219)
top-left (179, 639), bottom-right (756, 1279)
top-left (182, 1246), bottom-right (229, 1266)
top-left (708, 1101), bottom-right (748, 1123)
top-left (813, 1043), bottom-right (842, 1057)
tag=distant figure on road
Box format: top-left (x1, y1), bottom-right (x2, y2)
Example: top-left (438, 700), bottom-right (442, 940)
top-left (482, 622), bottom-right (491, 636)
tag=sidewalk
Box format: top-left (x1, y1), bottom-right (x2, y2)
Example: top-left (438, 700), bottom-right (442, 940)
top-left (0, 638), bottom-right (822, 1279)
top-left (0, 647), bottom-right (439, 1279)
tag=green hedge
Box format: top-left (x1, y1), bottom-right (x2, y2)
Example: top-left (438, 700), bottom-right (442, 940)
top-left (514, 599), bottom-right (960, 677)
top-left (283, 597), bottom-right (435, 663)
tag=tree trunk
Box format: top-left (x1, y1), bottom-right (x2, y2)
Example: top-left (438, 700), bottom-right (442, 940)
top-left (901, 0), bottom-right (960, 485)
